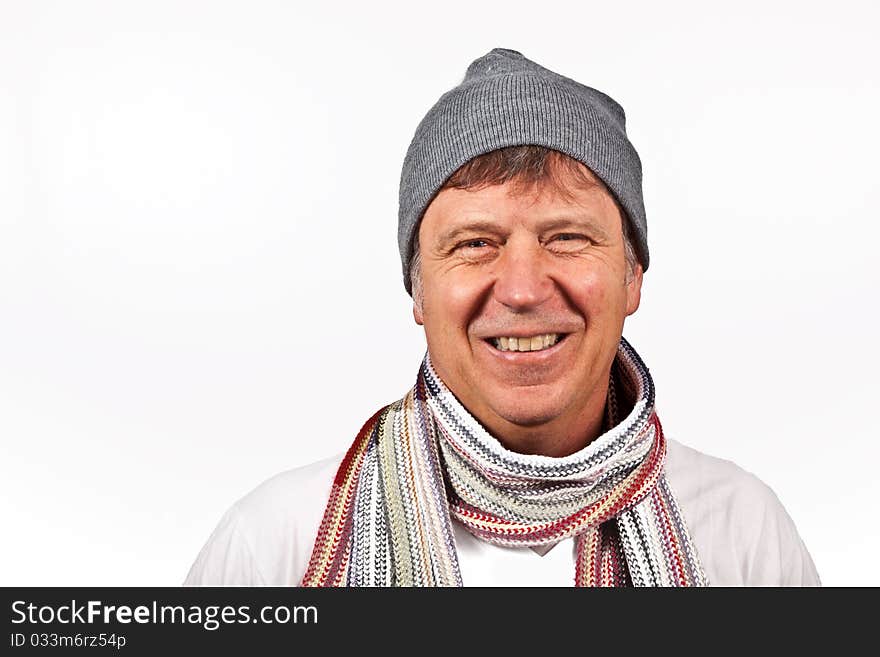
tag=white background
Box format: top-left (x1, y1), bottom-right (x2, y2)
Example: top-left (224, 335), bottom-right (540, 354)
top-left (2, 0), bottom-right (878, 586)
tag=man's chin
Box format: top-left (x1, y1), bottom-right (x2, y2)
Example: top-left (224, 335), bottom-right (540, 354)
top-left (485, 402), bottom-right (567, 431)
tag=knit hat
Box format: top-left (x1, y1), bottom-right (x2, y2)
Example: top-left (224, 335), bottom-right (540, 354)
top-left (398, 48), bottom-right (648, 294)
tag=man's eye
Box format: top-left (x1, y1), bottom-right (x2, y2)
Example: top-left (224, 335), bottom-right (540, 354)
top-left (461, 239), bottom-right (489, 249)
top-left (547, 233), bottom-right (591, 252)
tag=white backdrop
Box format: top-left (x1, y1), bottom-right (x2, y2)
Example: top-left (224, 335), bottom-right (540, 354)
top-left (2, 0), bottom-right (878, 586)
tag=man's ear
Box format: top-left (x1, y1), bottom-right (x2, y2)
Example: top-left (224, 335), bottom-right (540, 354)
top-left (413, 299), bottom-right (424, 325)
top-left (625, 263), bottom-right (643, 316)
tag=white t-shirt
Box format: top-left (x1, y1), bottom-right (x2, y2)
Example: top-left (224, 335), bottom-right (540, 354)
top-left (184, 439), bottom-right (820, 587)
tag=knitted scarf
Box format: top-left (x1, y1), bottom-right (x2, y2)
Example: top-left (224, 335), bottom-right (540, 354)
top-left (302, 338), bottom-right (707, 587)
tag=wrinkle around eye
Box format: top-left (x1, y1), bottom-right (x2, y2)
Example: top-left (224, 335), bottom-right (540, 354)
top-left (450, 240), bottom-right (499, 264)
top-left (435, 236), bottom-right (496, 258)
top-left (545, 233), bottom-right (594, 254)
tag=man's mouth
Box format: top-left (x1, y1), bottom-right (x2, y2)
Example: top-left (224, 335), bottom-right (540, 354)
top-left (488, 333), bottom-right (566, 352)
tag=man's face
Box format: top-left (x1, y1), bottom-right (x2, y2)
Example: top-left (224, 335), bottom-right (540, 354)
top-left (414, 162), bottom-right (643, 456)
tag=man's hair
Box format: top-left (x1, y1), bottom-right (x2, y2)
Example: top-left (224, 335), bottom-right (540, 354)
top-left (410, 146), bottom-right (640, 310)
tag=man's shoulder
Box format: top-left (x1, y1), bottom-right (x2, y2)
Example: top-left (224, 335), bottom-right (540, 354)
top-left (234, 452), bottom-right (344, 523)
top-left (665, 437), bottom-right (789, 532)
top-left (185, 452), bottom-right (344, 586)
top-left (665, 438), bottom-right (819, 586)
top-left (665, 438), bottom-right (794, 528)
top-left (665, 438), bottom-right (770, 498)
top-left (227, 451), bottom-right (347, 561)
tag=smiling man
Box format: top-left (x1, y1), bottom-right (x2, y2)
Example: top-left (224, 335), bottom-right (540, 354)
top-left (413, 154), bottom-right (640, 458)
top-left (185, 49), bottom-right (819, 587)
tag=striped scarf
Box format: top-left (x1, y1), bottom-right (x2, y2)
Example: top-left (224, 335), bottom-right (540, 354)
top-left (302, 338), bottom-right (707, 587)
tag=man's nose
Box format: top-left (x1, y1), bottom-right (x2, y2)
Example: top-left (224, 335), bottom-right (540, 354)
top-left (491, 243), bottom-right (554, 312)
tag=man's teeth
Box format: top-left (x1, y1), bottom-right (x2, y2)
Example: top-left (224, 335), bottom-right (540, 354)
top-left (493, 334), bottom-right (561, 352)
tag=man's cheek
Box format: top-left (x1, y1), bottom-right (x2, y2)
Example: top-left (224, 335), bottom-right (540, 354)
top-left (566, 274), bottom-right (610, 312)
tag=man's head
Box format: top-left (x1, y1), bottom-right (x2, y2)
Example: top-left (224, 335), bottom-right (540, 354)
top-left (411, 147), bottom-right (643, 456)
top-left (398, 49), bottom-right (648, 455)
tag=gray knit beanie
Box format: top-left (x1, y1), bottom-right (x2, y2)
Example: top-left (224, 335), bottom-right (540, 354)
top-left (398, 48), bottom-right (648, 295)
